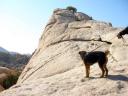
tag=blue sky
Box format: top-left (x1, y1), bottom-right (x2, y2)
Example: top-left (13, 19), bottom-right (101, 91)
top-left (0, 0), bottom-right (128, 54)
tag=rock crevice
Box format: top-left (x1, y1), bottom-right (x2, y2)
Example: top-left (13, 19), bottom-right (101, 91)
top-left (47, 38), bottom-right (112, 48)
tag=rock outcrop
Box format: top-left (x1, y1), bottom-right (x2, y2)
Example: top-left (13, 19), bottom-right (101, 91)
top-left (0, 8), bottom-right (128, 96)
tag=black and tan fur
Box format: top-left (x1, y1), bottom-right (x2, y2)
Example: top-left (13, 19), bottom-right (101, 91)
top-left (79, 50), bottom-right (109, 78)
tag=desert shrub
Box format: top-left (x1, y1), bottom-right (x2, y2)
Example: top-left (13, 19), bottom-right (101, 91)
top-left (2, 73), bottom-right (20, 89)
top-left (66, 6), bottom-right (77, 13)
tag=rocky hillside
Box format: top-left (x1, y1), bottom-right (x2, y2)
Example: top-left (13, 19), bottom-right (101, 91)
top-left (0, 47), bottom-right (8, 53)
top-left (0, 52), bottom-right (30, 70)
top-left (0, 8), bottom-right (128, 96)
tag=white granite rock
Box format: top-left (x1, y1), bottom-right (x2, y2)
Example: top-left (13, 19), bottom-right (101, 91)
top-left (0, 8), bottom-right (128, 96)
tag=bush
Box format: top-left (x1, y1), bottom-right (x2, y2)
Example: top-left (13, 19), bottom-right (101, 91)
top-left (66, 6), bottom-right (77, 13)
top-left (2, 73), bottom-right (20, 89)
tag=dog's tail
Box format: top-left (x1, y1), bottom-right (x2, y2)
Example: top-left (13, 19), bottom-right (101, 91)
top-left (105, 50), bottom-right (110, 55)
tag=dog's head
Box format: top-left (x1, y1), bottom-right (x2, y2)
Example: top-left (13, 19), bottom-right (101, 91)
top-left (105, 50), bottom-right (110, 55)
top-left (79, 51), bottom-right (87, 59)
top-left (117, 33), bottom-right (123, 39)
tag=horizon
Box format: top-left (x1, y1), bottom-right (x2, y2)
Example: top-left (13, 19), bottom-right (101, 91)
top-left (0, 0), bottom-right (128, 54)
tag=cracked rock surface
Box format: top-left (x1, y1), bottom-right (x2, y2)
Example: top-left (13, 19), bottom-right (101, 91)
top-left (0, 8), bottom-right (128, 96)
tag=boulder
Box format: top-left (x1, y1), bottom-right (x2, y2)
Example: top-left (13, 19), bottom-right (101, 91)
top-left (0, 8), bottom-right (127, 96)
top-left (75, 12), bottom-right (92, 21)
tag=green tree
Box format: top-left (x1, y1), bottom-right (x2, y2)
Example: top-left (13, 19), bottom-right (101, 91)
top-left (66, 6), bottom-right (77, 13)
top-left (3, 72), bottom-right (21, 89)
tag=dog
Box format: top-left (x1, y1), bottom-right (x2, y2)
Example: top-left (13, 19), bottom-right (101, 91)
top-left (117, 26), bottom-right (128, 39)
top-left (79, 50), bottom-right (109, 78)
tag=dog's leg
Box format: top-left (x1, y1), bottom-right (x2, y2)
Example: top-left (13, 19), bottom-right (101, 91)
top-left (103, 56), bottom-right (108, 77)
top-left (85, 64), bottom-right (90, 78)
top-left (103, 57), bottom-right (108, 77)
top-left (98, 64), bottom-right (105, 78)
top-left (103, 64), bottom-right (108, 77)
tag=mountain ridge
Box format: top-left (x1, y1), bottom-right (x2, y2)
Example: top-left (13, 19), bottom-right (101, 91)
top-left (0, 47), bottom-right (8, 53)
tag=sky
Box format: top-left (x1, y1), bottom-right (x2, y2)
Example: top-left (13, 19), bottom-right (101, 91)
top-left (0, 0), bottom-right (128, 54)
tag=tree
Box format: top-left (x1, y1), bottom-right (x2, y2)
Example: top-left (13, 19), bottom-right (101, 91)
top-left (66, 6), bottom-right (77, 13)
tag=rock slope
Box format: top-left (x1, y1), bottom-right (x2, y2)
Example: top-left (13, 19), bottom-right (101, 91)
top-left (0, 8), bottom-right (128, 96)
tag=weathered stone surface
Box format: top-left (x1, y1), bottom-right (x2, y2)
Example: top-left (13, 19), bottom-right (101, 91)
top-left (0, 8), bottom-right (127, 96)
top-left (75, 12), bottom-right (92, 21)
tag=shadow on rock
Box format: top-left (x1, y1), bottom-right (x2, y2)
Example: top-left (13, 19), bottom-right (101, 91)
top-left (108, 75), bottom-right (128, 81)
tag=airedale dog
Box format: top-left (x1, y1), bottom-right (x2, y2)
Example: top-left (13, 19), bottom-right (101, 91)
top-left (79, 50), bottom-right (109, 78)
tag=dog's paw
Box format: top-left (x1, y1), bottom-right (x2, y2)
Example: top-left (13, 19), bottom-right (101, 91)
top-left (86, 76), bottom-right (89, 78)
top-left (104, 75), bottom-right (108, 78)
top-left (100, 76), bottom-right (104, 78)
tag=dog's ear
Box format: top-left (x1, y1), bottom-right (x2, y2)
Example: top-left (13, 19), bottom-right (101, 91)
top-left (79, 51), bottom-right (86, 55)
top-left (105, 50), bottom-right (109, 55)
top-left (78, 51), bottom-right (82, 55)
